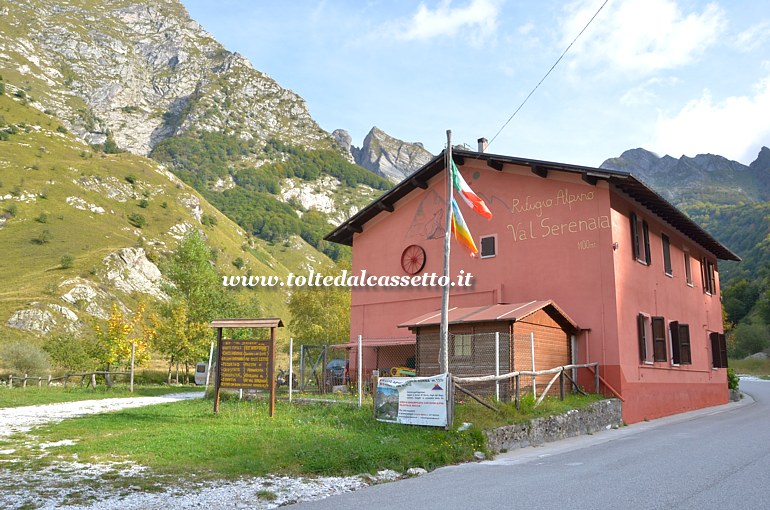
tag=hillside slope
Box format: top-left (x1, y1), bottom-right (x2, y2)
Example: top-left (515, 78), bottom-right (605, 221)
top-left (0, 87), bottom-right (330, 343)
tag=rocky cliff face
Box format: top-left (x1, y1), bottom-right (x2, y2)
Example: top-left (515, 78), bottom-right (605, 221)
top-left (339, 127), bottom-right (434, 184)
top-left (601, 147), bottom-right (770, 204)
top-left (0, 0), bottom-right (339, 155)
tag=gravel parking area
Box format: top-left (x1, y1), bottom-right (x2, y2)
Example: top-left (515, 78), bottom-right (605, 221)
top-left (0, 394), bottom-right (408, 509)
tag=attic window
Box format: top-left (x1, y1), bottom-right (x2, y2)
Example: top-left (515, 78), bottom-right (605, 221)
top-left (480, 235), bottom-right (496, 259)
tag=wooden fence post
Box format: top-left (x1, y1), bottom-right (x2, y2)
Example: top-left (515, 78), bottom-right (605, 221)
top-left (47, 375), bottom-right (52, 386)
top-left (514, 374), bottom-right (520, 410)
top-left (23, 374), bottom-right (27, 388)
top-left (559, 369), bottom-right (564, 400)
top-left (594, 363), bottom-right (600, 394)
top-left (8, 375), bottom-right (12, 387)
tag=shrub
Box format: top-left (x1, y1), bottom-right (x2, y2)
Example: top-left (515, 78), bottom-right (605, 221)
top-left (128, 213), bottom-right (146, 228)
top-left (36, 213), bottom-right (48, 223)
top-left (44, 334), bottom-right (94, 372)
top-left (125, 174), bottom-right (137, 184)
top-left (33, 229), bottom-right (52, 244)
top-left (5, 203), bottom-right (18, 217)
top-left (60, 253), bottom-right (74, 269)
top-left (56, 125), bottom-right (68, 134)
top-left (138, 198), bottom-right (150, 208)
top-left (727, 368), bottom-right (739, 391)
top-left (0, 342), bottom-right (50, 375)
top-left (233, 257), bottom-right (245, 269)
top-left (201, 213), bottom-right (218, 227)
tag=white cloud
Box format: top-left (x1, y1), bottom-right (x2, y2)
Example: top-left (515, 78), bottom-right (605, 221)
top-left (733, 21), bottom-right (770, 53)
top-left (651, 74), bottom-right (770, 163)
top-left (562, 0), bottom-right (726, 75)
top-left (620, 76), bottom-right (680, 106)
top-left (388, 0), bottom-right (501, 46)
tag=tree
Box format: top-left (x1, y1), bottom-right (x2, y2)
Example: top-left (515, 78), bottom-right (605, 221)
top-left (162, 231), bottom-right (239, 323)
top-left (288, 285), bottom-right (351, 344)
top-left (151, 304), bottom-right (211, 384)
top-left (91, 303), bottom-right (153, 385)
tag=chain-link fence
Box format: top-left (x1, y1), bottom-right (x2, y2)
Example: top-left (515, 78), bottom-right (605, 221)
top-left (272, 330), bottom-right (584, 405)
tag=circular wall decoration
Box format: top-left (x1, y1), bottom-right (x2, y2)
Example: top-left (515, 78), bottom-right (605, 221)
top-left (401, 244), bottom-right (426, 274)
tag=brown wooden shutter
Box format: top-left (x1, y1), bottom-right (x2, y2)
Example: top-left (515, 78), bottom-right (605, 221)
top-left (652, 316), bottom-right (667, 362)
top-left (719, 333), bottom-right (727, 368)
top-left (678, 324), bottom-right (691, 364)
top-left (637, 313), bottom-right (647, 363)
top-left (643, 221), bottom-right (651, 265)
top-left (662, 234), bottom-right (672, 275)
top-left (630, 213), bottom-right (640, 261)
top-left (710, 332), bottom-right (720, 367)
top-left (670, 320), bottom-right (681, 364)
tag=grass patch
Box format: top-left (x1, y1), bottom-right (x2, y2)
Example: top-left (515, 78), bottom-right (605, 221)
top-left (728, 357), bottom-right (770, 377)
top-left (0, 384), bottom-right (201, 408)
top-left (2, 393), bottom-right (604, 479)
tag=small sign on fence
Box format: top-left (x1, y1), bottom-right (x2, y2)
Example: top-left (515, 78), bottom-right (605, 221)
top-left (374, 373), bottom-right (450, 428)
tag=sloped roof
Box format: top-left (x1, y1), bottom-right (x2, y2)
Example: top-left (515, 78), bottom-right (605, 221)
top-left (325, 148), bottom-right (740, 261)
top-left (398, 300), bottom-right (579, 333)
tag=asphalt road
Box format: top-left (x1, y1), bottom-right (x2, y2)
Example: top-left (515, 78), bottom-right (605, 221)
top-left (288, 379), bottom-right (770, 510)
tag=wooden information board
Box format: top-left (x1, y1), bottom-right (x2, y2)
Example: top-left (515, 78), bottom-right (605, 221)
top-left (219, 339), bottom-right (271, 389)
top-left (210, 318), bottom-right (282, 417)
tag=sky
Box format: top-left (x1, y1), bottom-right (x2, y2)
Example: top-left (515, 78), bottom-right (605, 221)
top-left (181, 0), bottom-right (770, 167)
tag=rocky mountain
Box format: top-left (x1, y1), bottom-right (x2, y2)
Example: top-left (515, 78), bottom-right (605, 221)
top-left (335, 127), bottom-right (434, 184)
top-left (601, 147), bottom-right (770, 205)
top-left (0, 0), bottom-right (386, 345)
top-left (1, 0), bottom-right (339, 156)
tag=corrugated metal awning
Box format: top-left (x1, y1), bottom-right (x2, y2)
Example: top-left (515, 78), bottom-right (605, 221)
top-left (398, 300), bottom-right (578, 332)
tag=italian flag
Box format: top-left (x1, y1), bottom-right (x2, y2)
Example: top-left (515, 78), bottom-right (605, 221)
top-left (450, 196), bottom-right (478, 256)
top-left (451, 160), bottom-right (492, 219)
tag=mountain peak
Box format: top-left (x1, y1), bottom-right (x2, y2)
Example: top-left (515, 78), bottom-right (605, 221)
top-left (349, 127), bottom-right (433, 184)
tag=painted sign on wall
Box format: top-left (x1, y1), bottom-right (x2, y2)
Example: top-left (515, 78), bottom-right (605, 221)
top-left (375, 373), bottom-right (449, 427)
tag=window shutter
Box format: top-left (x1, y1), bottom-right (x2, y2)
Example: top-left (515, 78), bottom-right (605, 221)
top-left (710, 332), bottom-right (720, 368)
top-left (637, 313), bottom-right (647, 363)
top-left (642, 221), bottom-right (651, 265)
top-left (662, 234), bottom-right (672, 275)
top-left (719, 333), bottom-right (728, 368)
top-left (652, 316), bottom-right (667, 362)
top-left (709, 332), bottom-right (728, 368)
top-left (678, 324), bottom-right (691, 364)
top-left (669, 320), bottom-right (681, 364)
top-left (630, 213), bottom-right (640, 261)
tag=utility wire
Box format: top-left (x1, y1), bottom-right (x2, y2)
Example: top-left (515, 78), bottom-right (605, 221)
top-left (487, 0), bottom-right (610, 150)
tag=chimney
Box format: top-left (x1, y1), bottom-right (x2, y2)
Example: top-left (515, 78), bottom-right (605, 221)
top-left (477, 137), bottom-right (488, 153)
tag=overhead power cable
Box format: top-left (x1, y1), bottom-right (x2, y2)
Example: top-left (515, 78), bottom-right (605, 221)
top-left (487, 0), bottom-right (610, 150)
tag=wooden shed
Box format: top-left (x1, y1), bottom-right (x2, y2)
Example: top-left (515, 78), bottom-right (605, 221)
top-left (399, 300), bottom-right (579, 397)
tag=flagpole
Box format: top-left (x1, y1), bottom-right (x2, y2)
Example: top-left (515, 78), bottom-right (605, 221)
top-left (439, 130), bottom-right (452, 374)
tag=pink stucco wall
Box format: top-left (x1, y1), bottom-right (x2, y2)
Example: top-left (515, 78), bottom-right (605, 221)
top-left (349, 158), bottom-right (727, 423)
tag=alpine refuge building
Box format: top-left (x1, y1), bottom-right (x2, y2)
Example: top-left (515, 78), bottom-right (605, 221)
top-left (325, 143), bottom-right (738, 424)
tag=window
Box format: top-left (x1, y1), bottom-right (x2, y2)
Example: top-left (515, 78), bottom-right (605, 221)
top-left (637, 314), bottom-right (653, 363)
top-left (652, 316), bottom-right (667, 362)
top-left (710, 332), bottom-right (728, 368)
top-left (670, 321), bottom-right (692, 365)
top-left (630, 213), bottom-right (651, 265)
top-left (480, 235), bottom-right (496, 258)
top-left (701, 257), bottom-right (717, 294)
top-left (662, 234), bottom-right (672, 276)
top-left (684, 251), bottom-right (693, 286)
top-left (452, 334), bottom-right (472, 357)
